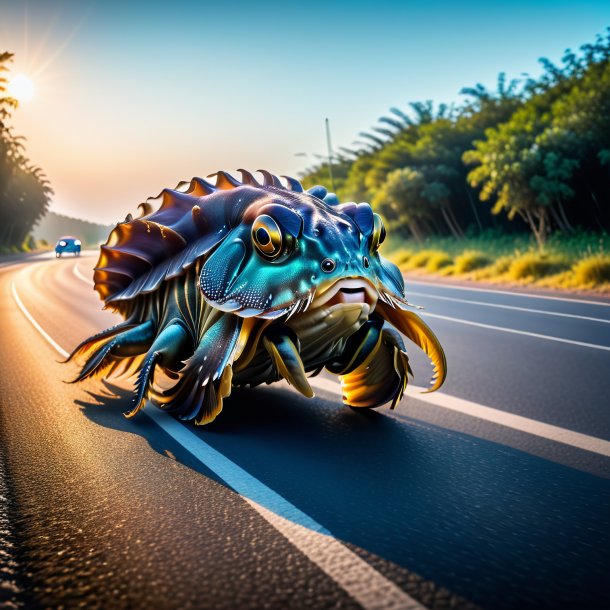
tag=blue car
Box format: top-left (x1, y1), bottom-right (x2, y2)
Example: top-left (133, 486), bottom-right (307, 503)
top-left (55, 236), bottom-right (81, 258)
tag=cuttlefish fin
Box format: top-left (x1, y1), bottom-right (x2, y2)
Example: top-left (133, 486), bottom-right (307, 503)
top-left (376, 302), bottom-right (447, 393)
top-left (262, 325), bottom-right (314, 398)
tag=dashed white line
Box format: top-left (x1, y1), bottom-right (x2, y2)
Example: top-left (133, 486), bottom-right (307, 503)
top-left (308, 377), bottom-right (610, 458)
top-left (11, 280), bottom-right (426, 610)
top-left (408, 290), bottom-right (610, 324)
top-left (405, 278), bottom-right (610, 307)
top-left (420, 311), bottom-right (610, 351)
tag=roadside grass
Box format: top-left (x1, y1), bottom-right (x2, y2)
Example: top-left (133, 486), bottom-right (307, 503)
top-left (385, 230), bottom-right (610, 292)
top-left (507, 252), bottom-right (570, 281)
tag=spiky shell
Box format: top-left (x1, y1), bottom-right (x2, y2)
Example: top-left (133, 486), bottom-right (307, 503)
top-left (94, 170), bottom-right (304, 307)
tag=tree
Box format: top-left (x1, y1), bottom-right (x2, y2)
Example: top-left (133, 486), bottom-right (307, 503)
top-left (299, 29), bottom-right (610, 243)
top-left (0, 51), bottom-right (53, 250)
top-left (373, 167), bottom-right (431, 242)
top-left (464, 29), bottom-right (610, 245)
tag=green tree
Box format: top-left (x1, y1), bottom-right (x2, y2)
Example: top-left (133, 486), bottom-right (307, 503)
top-left (300, 29), bottom-right (610, 243)
top-left (373, 167), bottom-right (431, 242)
top-left (464, 30), bottom-right (610, 245)
top-left (0, 51), bottom-right (53, 250)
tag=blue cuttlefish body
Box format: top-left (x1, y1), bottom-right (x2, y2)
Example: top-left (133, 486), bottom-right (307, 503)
top-left (67, 170), bottom-right (446, 425)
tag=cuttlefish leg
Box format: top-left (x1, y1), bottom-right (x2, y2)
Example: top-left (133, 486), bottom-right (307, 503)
top-left (69, 321), bottom-right (155, 382)
top-left (149, 313), bottom-right (242, 425)
top-left (331, 321), bottom-right (412, 409)
top-left (124, 320), bottom-right (191, 418)
top-left (326, 319), bottom-right (384, 376)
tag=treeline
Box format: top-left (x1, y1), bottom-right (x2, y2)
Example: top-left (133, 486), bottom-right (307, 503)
top-left (33, 211), bottom-right (112, 247)
top-left (300, 30), bottom-right (610, 247)
top-left (0, 52), bottom-right (52, 251)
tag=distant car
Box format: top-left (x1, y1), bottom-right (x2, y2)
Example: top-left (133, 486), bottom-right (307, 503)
top-left (55, 236), bottom-right (81, 257)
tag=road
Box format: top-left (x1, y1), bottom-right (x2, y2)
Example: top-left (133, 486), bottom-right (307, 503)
top-left (1, 252), bottom-right (609, 610)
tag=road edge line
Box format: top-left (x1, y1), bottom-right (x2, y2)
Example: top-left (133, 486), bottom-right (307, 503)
top-left (420, 311), bottom-right (610, 351)
top-left (73, 263), bottom-right (94, 286)
top-left (11, 282), bottom-right (70, 359)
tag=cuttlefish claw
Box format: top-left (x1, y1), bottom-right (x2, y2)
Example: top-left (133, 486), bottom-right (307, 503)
top-left (262, 324), bottom-right (314, 398)
top-left (376, 302), bottom-right (447, 393)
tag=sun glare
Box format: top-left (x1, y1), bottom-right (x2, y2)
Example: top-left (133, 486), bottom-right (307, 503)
top-left (7, 74), bottom-right (34, 102)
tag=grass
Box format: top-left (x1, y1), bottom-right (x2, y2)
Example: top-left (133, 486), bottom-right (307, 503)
top-left (385, 230), bottom-right (610, 292)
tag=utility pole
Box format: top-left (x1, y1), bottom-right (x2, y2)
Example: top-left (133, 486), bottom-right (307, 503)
top-left (325, 117), bottom-right (335, 193)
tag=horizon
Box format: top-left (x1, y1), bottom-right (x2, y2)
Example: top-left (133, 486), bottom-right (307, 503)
top-left (1, 0), bottom-right (609, 224)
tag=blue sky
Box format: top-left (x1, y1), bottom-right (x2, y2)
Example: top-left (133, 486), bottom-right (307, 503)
top-left (1, 0), bottom-right (609, 223)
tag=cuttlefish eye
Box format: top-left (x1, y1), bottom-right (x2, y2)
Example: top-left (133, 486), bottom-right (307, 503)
top-left (321, 258), bottom-right (336, 273)
top-left (371, 213), bottom-right (386, 252)
top-left (252, 214), bottom-right (283, 259)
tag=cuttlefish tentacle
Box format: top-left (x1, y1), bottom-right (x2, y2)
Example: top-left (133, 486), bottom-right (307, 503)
top-left (69, 320), bottom-right (156, 382)
top-left (375, 302), bottom-right (447, 393)
top-left (124, 320), bottom-right (191, 418)
top-left (262, 324), bottom-right (314, 398)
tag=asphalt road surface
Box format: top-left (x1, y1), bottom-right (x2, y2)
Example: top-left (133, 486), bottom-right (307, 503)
top-left (1, 251), bottom-right (609, 610)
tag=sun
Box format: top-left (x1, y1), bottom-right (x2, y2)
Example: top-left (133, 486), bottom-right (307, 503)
top-left (7, 74), bottom-right (35, 103)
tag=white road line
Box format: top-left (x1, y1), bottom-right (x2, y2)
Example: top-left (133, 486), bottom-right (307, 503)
top-left (408, 290), bottom-right (610, 324)
top-left (73, 263), bottom-right (94, 286)
top-left (246, 500), bottom-right (424, 610)
top-left (308, 377), bottom-right (610, 458)
top-left (11, 282), bottom-right (70, 359)
top-left (420, 311), bottom-right (610, 352)
top-left (405, 278), bottom-right (610, 307)
top-left (147, 408), bottom-right (424, 610)
top-left (11, 281), bottom-right (425, 610)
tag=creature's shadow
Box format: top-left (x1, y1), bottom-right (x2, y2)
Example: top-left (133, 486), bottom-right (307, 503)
top-left (75, 378), bottom-right (426, 489)
top-left (76, 378), bottom-right (596, 610)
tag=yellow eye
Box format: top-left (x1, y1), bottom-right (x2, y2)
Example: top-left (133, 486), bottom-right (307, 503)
top-left (371, 213), bottom-right (386, 252)
top-left (252, 214), bottom-right (283, 259)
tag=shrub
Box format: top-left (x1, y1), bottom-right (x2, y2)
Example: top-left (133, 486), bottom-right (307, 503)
top-left (571, 255), bottom-right (610, 286)
top-left (389, 248), bottom-right (413, 266)
top-left (471, 256), bottom-right (512, 279)
top-left (508, 252), bottom-right (569, 281)
top-left (22, 234), bottom-right (36, 252)
top-left (453, 250), bottom-right (490, 274)
top-left (425, 252), bottom-right (453, 272)
top-left (403, 249), bottom-right (444, 269)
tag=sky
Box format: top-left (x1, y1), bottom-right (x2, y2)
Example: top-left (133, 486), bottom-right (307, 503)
top-left (1, 0), bottom-right (609, 224)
